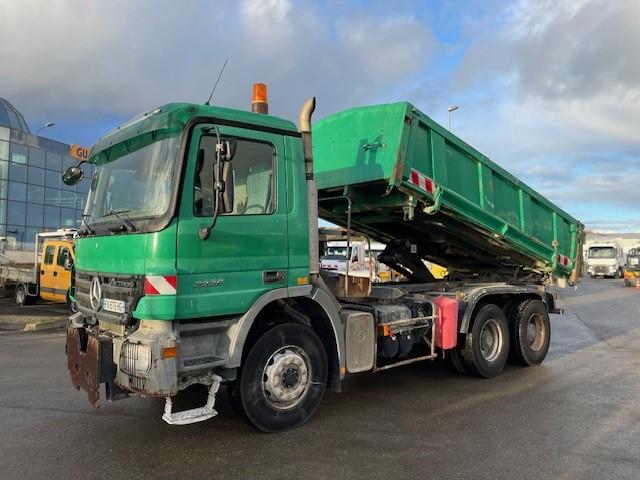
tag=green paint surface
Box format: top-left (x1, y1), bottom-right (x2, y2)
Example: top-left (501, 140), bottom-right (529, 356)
top-left (313, 102), bottom-right (582, 278)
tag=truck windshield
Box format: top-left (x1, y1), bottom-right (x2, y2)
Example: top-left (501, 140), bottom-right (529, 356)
top-left (588, 247), bottom-right (616, 259)
top-left (629, 256), bottom-right (639, 267)
top-left (85, 135), bottom-right (179, 224)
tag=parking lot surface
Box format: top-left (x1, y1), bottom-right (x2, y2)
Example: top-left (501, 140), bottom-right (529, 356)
top-left (1, 278), bottom-right (639, 479)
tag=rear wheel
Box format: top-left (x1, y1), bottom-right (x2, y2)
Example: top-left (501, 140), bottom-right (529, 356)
top-left (446, 341), bottom-right (471, 375)
top-left (235, 323), bottom-right (327, 432)
top-left (15, 284), bottom-right (32, 306)
top-left (464, 304), bottom-right (510, 378)
top-left (509, 299), bottom-right (551, 366)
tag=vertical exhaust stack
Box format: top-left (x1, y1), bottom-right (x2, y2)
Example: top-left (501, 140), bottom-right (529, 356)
top-left (251, 83), bottom-right (269, 114)
top-left (299, 97), bottom-right (319, 284)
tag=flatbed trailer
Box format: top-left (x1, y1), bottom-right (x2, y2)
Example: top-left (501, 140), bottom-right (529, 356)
top-left (63, 87), bottom-right (582, 432)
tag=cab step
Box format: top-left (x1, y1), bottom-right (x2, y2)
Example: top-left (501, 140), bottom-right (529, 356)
top-left (162, 375), bottom-right (222, 425)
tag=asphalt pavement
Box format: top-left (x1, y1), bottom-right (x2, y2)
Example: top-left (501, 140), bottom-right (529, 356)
top-left (0, 278), bottom-right (638, 479)
top-left (0, 299), bottom-right (70, 331)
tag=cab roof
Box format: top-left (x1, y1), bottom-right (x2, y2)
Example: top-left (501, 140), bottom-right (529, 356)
top-left (89, 103), bottom-right (299, 160)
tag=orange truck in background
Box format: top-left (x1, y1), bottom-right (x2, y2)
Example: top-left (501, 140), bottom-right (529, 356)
top-left (0, 230), bottom-right (76, 308)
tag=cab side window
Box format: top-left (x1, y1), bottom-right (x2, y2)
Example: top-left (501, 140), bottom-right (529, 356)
top-left (194, 136), bottom-right (275, 216)
top-left (57, 247), bottom-right (70, 269)
top-left (43, 245), bottom-right (55, 265)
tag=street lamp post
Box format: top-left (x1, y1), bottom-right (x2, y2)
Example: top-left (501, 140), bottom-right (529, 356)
top-left (447, 105), bottom-right (459, 131)
top-left (36, 122), bottom-right (55, 136)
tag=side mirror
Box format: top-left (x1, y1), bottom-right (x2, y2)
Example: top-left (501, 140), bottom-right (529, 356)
top-left (62, 165), bottom-right (85, 185)
top-left (64, 256), bottom-right (74, 271)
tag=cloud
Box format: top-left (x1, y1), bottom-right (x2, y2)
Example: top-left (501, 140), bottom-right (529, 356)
top-left (412, 0), bottom-right (640, 231)
top-left (0, 0), bottom-right (436, 127)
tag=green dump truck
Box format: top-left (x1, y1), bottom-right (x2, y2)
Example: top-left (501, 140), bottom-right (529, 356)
top-left (64, 89), bottom-right (583, 432)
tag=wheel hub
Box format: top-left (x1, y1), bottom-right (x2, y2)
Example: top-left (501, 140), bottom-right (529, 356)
top-left (282, 367), bottom-right (300, 388)
top-left (479, 319), bottom-right (503, 362)
top-left (262, 346), bottom-right (310, 410)
top-left (527, 314), bottom-right (545, 351)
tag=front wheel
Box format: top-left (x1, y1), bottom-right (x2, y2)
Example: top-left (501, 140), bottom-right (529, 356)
top-left (236, 323), bottom-right (327, 432)
top-left (464, 304), bottom-right (510, 378)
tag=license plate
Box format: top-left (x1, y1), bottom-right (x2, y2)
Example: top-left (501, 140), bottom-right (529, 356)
top-left (103, 298), bottom-right (126, 314)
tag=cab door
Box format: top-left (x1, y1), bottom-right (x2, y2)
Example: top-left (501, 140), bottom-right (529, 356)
top-left (175, 123), bottom-right (289, 319)
top-left (39, 243), bottom-right (59, 301)
top-left (54, 243), bottom-right (73, 300)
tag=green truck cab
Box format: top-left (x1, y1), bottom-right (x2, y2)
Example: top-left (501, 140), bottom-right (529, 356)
top-left (65, 91), bottom-right (582, 431)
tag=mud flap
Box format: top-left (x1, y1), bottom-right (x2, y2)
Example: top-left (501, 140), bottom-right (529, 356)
top-left (67, 327), bottom-right (102, 407)
top-left (67, 327), bottom-right (132, 407)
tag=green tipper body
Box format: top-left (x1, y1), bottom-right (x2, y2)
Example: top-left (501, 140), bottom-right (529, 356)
top-left (313, 102), bottom-right (582, 279)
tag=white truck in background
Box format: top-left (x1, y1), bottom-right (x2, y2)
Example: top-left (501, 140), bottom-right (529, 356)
top-left (585, 241), bottom-right (625, 278)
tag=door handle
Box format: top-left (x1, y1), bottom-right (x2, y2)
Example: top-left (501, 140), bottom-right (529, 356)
top-left (263, 271), bottom-right (285, 284)
top-left (53, 271), bottom-right (58, 277)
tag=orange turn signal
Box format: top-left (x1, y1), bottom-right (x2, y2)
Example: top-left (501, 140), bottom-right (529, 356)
top-left (161, 347), bottom-right (177, 359)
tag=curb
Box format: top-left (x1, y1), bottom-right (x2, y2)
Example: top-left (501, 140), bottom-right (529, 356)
top-left (0, 317), bottom-right (68, 332)
top-left (23, 318), bottom-right (68, 332)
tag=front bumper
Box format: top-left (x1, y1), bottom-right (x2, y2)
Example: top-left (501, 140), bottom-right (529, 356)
top-left (67, 315), bottom-right (179, 406)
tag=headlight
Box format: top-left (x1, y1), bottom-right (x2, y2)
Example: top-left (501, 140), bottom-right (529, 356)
top-left (609, 266), bottom-right (616, 271)
top-left (120, 342), bottom-right (152, 375)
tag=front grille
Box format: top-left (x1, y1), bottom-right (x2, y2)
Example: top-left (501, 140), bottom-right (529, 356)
top-left (76, 270), bottom-right (144, 326)
top-left (594, 266), bottom-right (609, 274)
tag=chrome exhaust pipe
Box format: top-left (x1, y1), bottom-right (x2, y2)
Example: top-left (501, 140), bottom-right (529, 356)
top-left (299, 97), bottom-right (319, 283)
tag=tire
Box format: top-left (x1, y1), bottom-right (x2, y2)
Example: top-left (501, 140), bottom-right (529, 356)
top-left (225, 380), bottom-right (247, 420)
top-left (446, 339), bottom-right (472, 375)
top-left (618, 268), bottom-right (624, 279)
top-left (509, 299), bottom-right (551, 366)
top-left (624, 279), bottom-right (631, 287)
top-left (463, 304), bottom-right (510, 378)
top-left (15, 284), bottom-right (32, 306)
top-left (235, 323), bottom-right (327, 432)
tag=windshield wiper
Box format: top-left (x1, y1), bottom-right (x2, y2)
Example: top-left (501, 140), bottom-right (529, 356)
top-left (104, 209), bottom-right (137, 233)
top-left (79, 214), bottom-right (95, 236)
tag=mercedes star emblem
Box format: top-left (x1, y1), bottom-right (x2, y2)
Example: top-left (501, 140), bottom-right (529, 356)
top-left (90, 277), bottom-right (102, 311)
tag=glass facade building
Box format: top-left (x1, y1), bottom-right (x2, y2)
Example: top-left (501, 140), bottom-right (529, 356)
top-left (0, 98), bottom-right (92, 251)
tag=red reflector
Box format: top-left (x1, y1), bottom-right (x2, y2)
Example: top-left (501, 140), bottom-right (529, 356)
top-left (144, 278), bottom-right (160, 295)
top-left (144, 276), bottom-right (178, 295)
top-left (164, 275), bottom-right (177, 289)
top-left (410, 169), bottom-right (436, 196)
top-left (424, 178), bottom-right (434, 194)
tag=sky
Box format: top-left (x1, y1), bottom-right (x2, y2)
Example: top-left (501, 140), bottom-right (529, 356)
top-left (1, 0), bottom-right (639, 232)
